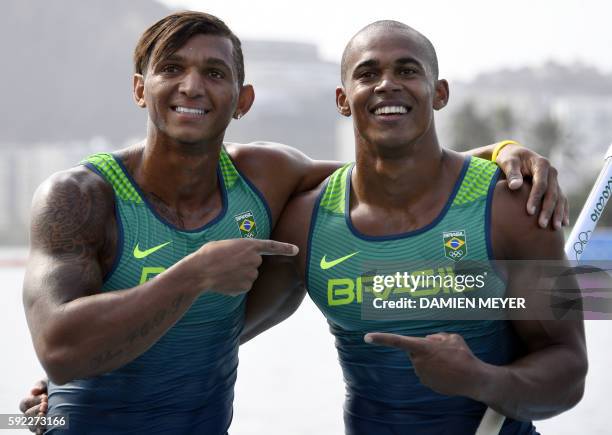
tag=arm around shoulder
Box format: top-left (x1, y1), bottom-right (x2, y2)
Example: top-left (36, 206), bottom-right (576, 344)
top-left (228, 141), bottom-right (340, 201)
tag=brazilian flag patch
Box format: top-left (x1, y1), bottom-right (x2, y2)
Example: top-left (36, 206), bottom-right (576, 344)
top-left (234, 211), bottom-right (258, 238)
top-left (443, 230), bottom-right (467, 262)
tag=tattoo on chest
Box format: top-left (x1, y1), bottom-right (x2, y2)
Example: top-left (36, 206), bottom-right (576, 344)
top-left (145, 191), bottom-right (186, 229)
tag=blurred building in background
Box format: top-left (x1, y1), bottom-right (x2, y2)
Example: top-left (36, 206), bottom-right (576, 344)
top-left (2, 0), bottom-right (612, 244)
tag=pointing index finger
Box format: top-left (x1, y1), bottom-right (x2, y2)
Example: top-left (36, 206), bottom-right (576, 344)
top-left (253, 239), bottom-right (299, 256)
top-left (364, 332), bottom-right (431, 354)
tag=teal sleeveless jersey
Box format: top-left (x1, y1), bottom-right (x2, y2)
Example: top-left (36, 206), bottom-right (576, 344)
top-left (306, 157), bottom-right (537, 435)
top-left (47, 148), bottom-right (271, 435)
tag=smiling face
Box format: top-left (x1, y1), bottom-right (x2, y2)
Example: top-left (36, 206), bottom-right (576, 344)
top-left (337, 26), bottom-right (448, 152)
top-left (134, 33), bottom-right (253, 147)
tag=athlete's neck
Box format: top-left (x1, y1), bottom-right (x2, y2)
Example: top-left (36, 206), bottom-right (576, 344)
top-left (134, 136), bottom-right (223, 212)
top-left (348, 133), bottom-right (466, 235)
top-left (352, 137), bottom-right (449, 210)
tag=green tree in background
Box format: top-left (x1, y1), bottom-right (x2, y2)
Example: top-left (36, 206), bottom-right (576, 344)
top-left (451, 101), bottom-right (496, 152)
top-left (531, 114), bottom-right (564, 157)
top-left (448, 97), bottom-right (611, 230)
top-left (492, 105), bottom-right (516, 138)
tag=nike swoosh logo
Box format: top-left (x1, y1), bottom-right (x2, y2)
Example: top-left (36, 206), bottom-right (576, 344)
top-left (320, 251), bottom-right (360, 270)
top-left (133, 241), bottom-right (171, 259)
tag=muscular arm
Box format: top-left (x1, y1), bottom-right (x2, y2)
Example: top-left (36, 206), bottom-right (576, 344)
top-left (475, 181), bottom-right (587, 420)
top-left (24, 169), bottom-right (201, 384)
top-left (237, 140), bottom-right (502, 196)
top-left (232, 141), bottom-right (566, 229)
top-left (241, 187), bottom-right (318, 343)
top-left (227, 142), bottom-right (338, 226)
top-left (240, 256), bottom-right (306, 344)
top-left (460, 143), bottom-right (496, 160)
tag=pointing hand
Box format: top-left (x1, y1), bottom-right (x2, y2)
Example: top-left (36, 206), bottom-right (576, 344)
top-left (185, 238), bottom-right (298, 296)
top-left (365, 332), bottom-right (487, 398)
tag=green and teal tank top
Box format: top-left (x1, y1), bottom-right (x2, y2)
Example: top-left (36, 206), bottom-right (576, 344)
top-left (306, 157), bottom-right (537, 435)
top-left (47, 147), bottom-right (271, 435)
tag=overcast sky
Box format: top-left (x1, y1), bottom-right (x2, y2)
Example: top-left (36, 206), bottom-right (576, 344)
top-left (161, 0), bottom-right (612, 81)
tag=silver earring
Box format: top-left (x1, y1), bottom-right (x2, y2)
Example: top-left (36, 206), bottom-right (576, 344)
top-left (235, 113), bottom-right (242, 119)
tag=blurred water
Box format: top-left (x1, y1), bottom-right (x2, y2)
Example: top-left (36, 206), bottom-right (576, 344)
top-left (1, 234), bottom-right (611, 434)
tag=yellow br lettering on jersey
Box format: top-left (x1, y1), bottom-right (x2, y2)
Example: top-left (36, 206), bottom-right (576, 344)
top-left (139, 267), bottom-right (166, 284)
top-left (326, 266), bottom-right (481, 306)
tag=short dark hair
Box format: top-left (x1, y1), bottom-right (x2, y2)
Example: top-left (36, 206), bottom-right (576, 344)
top-left (133, 11), bottom-right (245, 86)
top-left (340, 20), bottom-right (439, 84)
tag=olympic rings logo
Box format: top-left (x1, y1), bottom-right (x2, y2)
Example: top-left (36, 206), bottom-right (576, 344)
top-left (572, 230), bottom-right (592, 260)
top-left (448, 250), bottom-right (465, 258)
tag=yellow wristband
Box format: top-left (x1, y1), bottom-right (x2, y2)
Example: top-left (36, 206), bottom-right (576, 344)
top-left (491, 140), bottom-right (520, 163)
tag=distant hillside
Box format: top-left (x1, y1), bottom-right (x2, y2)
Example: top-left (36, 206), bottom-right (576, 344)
top-left (443, 61), bottom-right (612, 155)
top-left (461, 61), bottom-right (612, 96)
top-left (0, 0), bottom-right (342, 161)
top-left (0, 0), bottom-right (171, 144)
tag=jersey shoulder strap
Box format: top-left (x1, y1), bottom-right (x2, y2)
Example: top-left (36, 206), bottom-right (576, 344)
top-left (81, 153), bottom-right (142, 203)
top-left (452, 157), bottom-right (499, 207)
top-left (319, 163), bottom-right (353, 215)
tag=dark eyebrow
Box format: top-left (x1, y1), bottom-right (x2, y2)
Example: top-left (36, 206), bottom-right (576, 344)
top-left (396, 57), bottom-right (425, 69)
top-left (205, 57), bottom-right (233, 70)
top-left (353, 57), bottom-right (425, 74)
top-left (160, 55), bottom-right (232, 71)
top-left (162, 54), bottom-right (185, 63)
top-left (353, 59), bottom-right (379, 73)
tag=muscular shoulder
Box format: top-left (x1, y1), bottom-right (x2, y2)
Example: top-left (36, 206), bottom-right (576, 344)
top-left (30, 165), bottom-right (115, 255)
top-left (225, 141), bottom-right (315, 183)
top-left (24, 165), bottom-right (117, 309)
top-left (225, 141), bottom-right (310, 170)
top-left (491, 179), bottom-right (564, 260)
top-left (224, 142), bottom-right (314, 224)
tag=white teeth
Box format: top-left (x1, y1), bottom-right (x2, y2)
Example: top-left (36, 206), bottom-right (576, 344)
top-left (174, 106), bottom-right (206, 115)
top-left (374, 105), bottom-right (408, 115)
